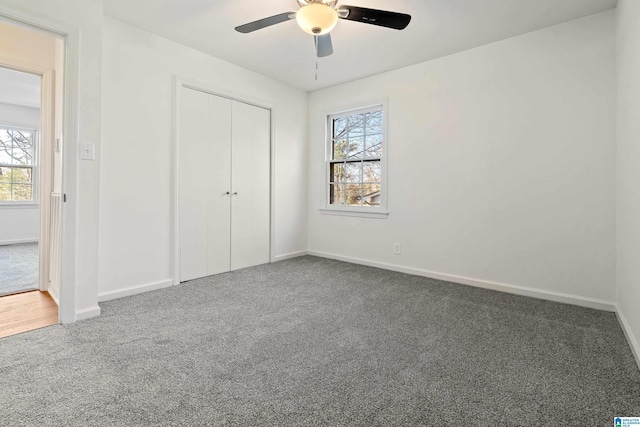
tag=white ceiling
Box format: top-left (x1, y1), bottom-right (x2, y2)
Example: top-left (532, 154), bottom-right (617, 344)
top-left (0, 67), bottom-right (41, 109)
top-left (104, 0), bottom-right (617, 92)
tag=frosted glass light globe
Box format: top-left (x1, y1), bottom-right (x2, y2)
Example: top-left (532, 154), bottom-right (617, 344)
top-left (296, 3), bottom-right (338, 35)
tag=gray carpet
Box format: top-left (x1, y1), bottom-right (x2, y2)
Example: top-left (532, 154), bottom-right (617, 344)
top-left (0, 242), bottom-right (39, 296)
top-left (1, 256), bottom-right (639, 426)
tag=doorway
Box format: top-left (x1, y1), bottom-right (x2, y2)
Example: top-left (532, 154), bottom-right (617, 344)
top-left (0, 19), bottom-right (64, 336)
top-left (0, 66), bottom-right (41, 296)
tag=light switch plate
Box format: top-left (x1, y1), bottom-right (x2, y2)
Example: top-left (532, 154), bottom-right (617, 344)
top-left (80, 142), bottom-right (95, 160)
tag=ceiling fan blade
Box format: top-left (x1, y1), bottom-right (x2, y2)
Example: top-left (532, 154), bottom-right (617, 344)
top-left (315, 34), bottom-right (333, 57)
top-left (235, 12), bottom-right (296, 34)
top-left (338, 6), bottom-right (411, 30)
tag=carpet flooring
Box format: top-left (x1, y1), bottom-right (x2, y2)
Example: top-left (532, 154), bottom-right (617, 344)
top-left (0, 242), bottom-right (39, 296)
top-left (1, 256), bottom-right (639, 426)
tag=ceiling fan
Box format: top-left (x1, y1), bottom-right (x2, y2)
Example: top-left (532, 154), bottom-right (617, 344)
top-left (234, 0), bottom-right (411, 58)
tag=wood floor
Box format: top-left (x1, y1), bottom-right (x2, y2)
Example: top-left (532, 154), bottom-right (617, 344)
top-left (0, 291), bottom-right (58, 339)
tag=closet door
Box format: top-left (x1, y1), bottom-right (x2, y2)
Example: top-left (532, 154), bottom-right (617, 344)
top-left (230, 101), bottom-right (270, 270)
top-left (179, 87), bottom-right (232, 281)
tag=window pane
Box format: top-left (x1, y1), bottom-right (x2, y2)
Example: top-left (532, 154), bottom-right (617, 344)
top-left (12, 184), bottom-right (32, 201)
top-left (329, 183), bottom-right (345, 205)
top-left (333, 117), bottom-right (348, 139)
top-left (0, 145), bottom-right (11, 164)
top-left (344, 162), bottom-right (362, 183)
top-left (346, 137), bottom-right (364, 159)
top-left (332, 138), bottom-right (348, 160)
top-left (0, 166), bottom-right (10, 182)
top-left (12, 167), bottom-right (33, 183)
top-left (366, 111), bottom-right (383, 134)
top-left (330, 163), bottom-right (344, 183)
top-left (328, 106), bottom-right (383, 209)
top-left (363, 161), bottom-right (381, 183)
top-left (364, 134), bottom-right (383, 158)
top-left (345, 184), bottom-right (363, 206)
top-left (362, 183), bottom-right (381, 206)
top-left (0, 183), bottom-right (10, 201)
top-left (346, 114), bottom-right (365, 137)
top-left (10, 131), bottom-right (34, 166)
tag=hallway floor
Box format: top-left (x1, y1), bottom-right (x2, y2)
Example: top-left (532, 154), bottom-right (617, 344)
top-left (0, 290), bottom-right (57, 338)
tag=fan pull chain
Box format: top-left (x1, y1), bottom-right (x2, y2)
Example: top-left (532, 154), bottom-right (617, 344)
top-left (316, 59), bottom-right (318, 81)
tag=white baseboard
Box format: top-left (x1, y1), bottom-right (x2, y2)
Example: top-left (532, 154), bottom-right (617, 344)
top-left (47, 284), bottom-right (60, 306)
top-left (75, 305), bottom-right (101, 321)
top-left (307, 250), bottom-right (616, 312)
top-left (273, 250), bottom-right (308, 262)
top-left (0, 238), bottom-right (38, 246)
top-left (98, 279), bottom-right (173, 302)
top-left (615, 305), bottom-right (640, 371)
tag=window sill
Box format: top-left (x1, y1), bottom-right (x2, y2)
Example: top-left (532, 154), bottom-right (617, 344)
top-left (320, 208), bottom-right (389, 219)
top-left (0, 203), bottom-right (39, 209)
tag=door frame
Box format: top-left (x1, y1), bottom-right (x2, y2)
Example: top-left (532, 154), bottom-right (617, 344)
top-left (172, 76), bottom-right (275, 285)
top-left (0, 7), bottom-right (81, 323)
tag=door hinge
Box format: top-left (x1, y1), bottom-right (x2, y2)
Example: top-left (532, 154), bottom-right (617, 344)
top-left (63, 194), bottom-right (67, 202)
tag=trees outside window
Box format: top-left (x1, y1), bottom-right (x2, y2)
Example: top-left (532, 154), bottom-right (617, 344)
top-left (328, 106), bottom-right (383, 207)
top-left (0, 127), bottom-right (37, 202)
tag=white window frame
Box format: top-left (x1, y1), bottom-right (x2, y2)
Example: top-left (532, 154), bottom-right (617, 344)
top-left (321, 99), bottom-right (389, 218)
top-left (0, 124), bottom-right (39, 207)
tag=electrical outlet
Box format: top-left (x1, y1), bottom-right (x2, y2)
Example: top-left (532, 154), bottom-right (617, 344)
top-left (393, 243), bottom-right (401, 255)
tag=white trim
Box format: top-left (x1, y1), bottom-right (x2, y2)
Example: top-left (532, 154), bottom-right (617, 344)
top-left (307, 250), bottom-right (616, 312)
top-left (0, 5), bottom-right (81, 324)
top-left (98, 279), bottom-right (174, 302)
top-left (38, 67), bottom-right (54, 293)
top-left (178, 76), bottom-right (274, 111)
top-left (615, 305), bottom-right (640, 371)
top-left (171, 76), bottom-right (180, 286)
top-left (319, 208), bottom-right (389, 218)
top-left (75, 305), bottom-right (100, 322)
top-left (322, 98), bottom-right (389, 216)
top-left (0, 238), bottom-right (38, 245)
top-left (58, 24), bottom-right (81, 324)
top-left (273, 250), bottom-right (308, 262)
top-left (0, 203), bottom-right (38, 209)
top-left (172, 76), bottom-right (275, 285)
top-left (47, 283), bottom-right (59, 305)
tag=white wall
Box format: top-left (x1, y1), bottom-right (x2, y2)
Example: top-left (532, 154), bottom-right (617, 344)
top-left (616, 0), bottom-right (640, 366)
top-left (0, 0), bottom-right (103, 321)
top-left (98, 18), bottom-right (308, 300)
top-left (0, 102), bottom-right (39, 125)
top-left (0, 102), bottom-right (40, 244)
top-left (308, 11), bottom-right (616, 308)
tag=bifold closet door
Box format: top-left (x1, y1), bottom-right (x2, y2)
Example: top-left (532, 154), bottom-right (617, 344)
top-left (230, 101), bottom-right (270, 270)
top-left (179, 87), bottom-right (270, 282)
top-left (179, 87), bottom-right (232, 281)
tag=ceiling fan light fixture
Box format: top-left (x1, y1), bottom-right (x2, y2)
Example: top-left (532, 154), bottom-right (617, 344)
top-left (296, 3), bottom-right (338, 35)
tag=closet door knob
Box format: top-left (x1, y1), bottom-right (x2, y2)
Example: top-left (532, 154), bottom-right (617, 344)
top-left (232, 192), bottom-right (238, 196)
top-left (225, 191), bottom-right (230, 195)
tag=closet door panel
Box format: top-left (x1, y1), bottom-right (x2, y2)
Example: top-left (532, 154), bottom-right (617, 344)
top-left (179, 87), bottom-right (209, 282)
top-left (205, 94), bottom-right (233, 276)
top-left (179, 88), bottom-right (232, 281)
top-left (230, 101), bottom-right (270, 270)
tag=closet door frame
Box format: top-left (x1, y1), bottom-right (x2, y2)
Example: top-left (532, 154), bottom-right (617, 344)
top-left (171, 76), bottom-right (275, 285)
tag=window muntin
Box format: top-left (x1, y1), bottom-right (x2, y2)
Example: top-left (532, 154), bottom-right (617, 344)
top-left (328, 106), bottom-right (383, 207)
top-left (0, 127), bottom-right (37, 203)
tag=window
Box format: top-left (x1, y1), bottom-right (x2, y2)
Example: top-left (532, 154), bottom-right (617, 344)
top-left (0, 127), bottom-right (37, 203)
top-left (325, 103), bottom-right (387, 217)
